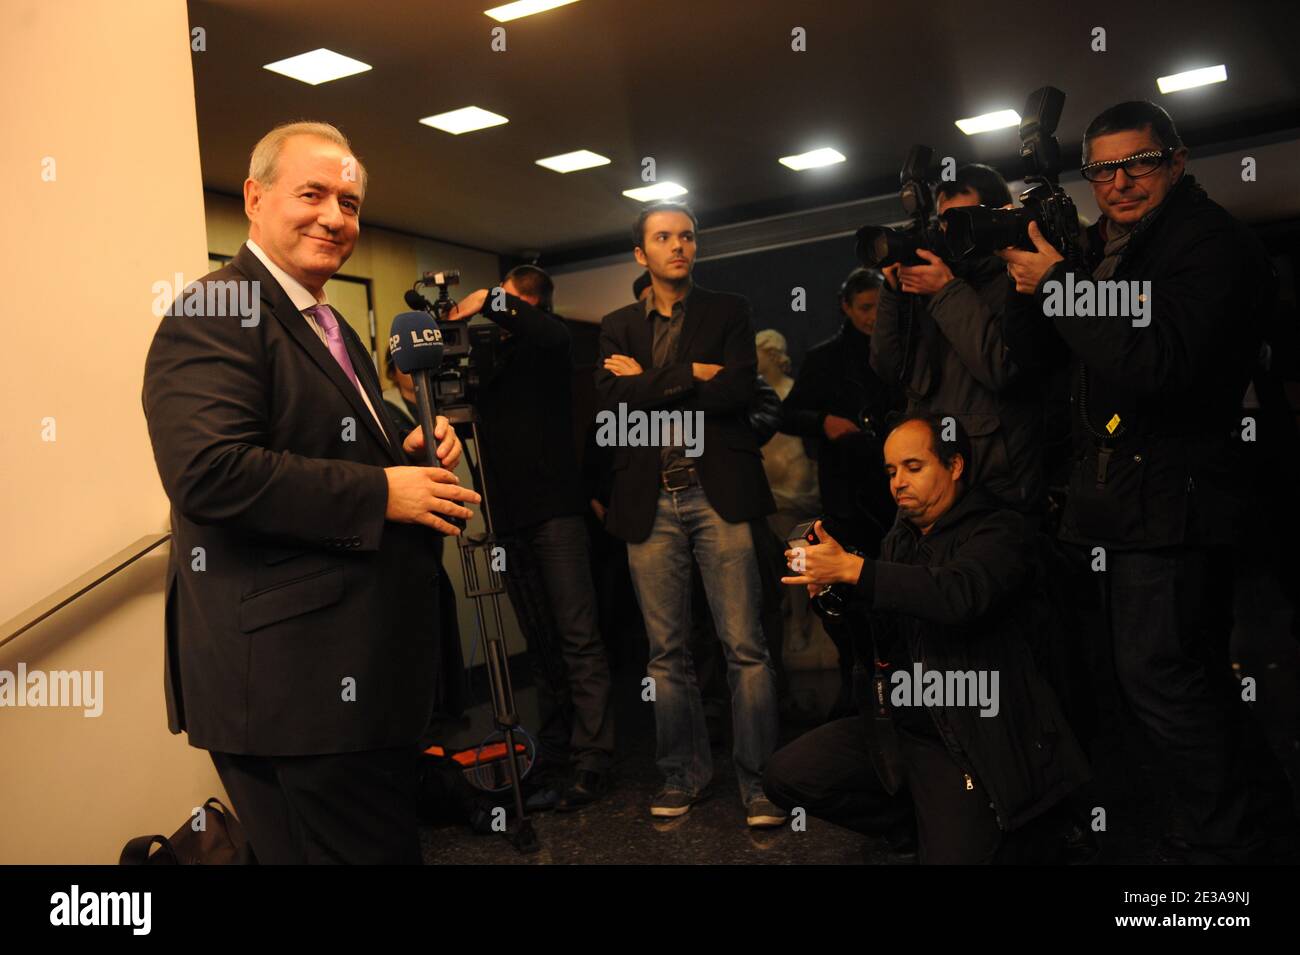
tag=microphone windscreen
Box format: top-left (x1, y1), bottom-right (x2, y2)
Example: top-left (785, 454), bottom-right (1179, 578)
top-left (404, 289), bottom-right (430, 311)
top-left (389, 311), bottom-right (445, 373)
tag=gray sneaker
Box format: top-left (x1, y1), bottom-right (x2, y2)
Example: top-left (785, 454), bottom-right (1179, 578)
top-left (746, 797), bottom-right (787, 828)
top-left (650, 788), bottom-right (701, 818)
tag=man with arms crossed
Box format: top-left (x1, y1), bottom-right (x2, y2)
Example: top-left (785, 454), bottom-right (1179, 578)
top-left (595, 202), bottom-right (782, 827)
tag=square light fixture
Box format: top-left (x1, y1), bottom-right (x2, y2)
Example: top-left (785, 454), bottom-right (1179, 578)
top-left (1157, 65), bottom-right (1227, 94)
top-left (779, 147), bottom-right (846, 171)
top-left (536, 149), bottom-right (611, 173)
top-left (419, 106), bottom-right (510, 135)
top-left (622, 182), bottom-right (688, 202)
top-left (262, 48), bottom-right (372, 86)
top-left (486, 0), bottom-right (581, 22)
top-left (955, 109), bottom-right (1021, 135)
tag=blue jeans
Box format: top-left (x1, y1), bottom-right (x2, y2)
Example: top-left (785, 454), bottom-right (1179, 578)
top-left (626, 487), bottom-right (778, 802)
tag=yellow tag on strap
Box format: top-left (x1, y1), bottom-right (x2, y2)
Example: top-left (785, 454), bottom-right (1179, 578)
top-left (1106, 414), bottom-right (1121, 434)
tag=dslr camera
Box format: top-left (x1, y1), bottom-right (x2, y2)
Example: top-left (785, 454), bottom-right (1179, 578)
top-left (787, 519), bottom-right (862, 621)
top-left (855, 145), bottom-right (946, 269)
top-left (940, 86), bottom-right (1082, 260)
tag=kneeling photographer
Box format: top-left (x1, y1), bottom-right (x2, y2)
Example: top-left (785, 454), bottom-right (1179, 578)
top-left (766, 414), bottom-right (1088, 864)
top-left (445, 266), bottom-right (616, 811)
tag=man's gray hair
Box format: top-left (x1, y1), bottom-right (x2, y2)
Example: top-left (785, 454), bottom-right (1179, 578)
top-left (248, 121), bottom-right (368, 198)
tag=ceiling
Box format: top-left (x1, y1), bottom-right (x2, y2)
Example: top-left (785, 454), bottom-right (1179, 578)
top-left (190, 0), bottom-right (1300, 263)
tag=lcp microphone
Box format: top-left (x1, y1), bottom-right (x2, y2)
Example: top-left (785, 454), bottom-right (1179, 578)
top-left (389, 310), bottom-right (465, 531)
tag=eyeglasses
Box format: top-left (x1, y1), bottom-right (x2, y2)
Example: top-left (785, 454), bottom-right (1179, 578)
top-left (1080, 147), bottom-right (1175, 183)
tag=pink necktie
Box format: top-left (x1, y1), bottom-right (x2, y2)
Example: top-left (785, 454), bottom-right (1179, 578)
top-left (307, 304), bottom-right (364, 396)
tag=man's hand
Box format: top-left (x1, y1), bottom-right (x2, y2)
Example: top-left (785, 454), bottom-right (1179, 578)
top-left (882, 263), bottom-right (902, 291)
top-left (898, 249), bottom-right (955, 296)
top-left (603, 354), bottom-right (644, 377)
top-left (823, 414), bottom-right (862, 441)
top-left (692, 362), bottom-right (722, 381)
top-left (590, 498), bottom-right (607, 522)
top-left (446, 288), bottom-right (490, 322)
top-left (997, 221), bottom-right (1064, 294)
top-left (402, 415), bottom-right (462, 469)
top-left (383, 466), bottom-right (480, 535)
top-left (781, 520), bottom-right (864, 587)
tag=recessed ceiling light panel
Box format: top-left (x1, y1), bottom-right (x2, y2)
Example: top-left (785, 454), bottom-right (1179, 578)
top-left (419, 106), bottom-right (510, 135)
top-left (955, 109), bottom-right (1021, 135)
top-left (263, 48), bottom-right (372, 86)
top-left (622, 182), bottom-right (689, 202)
top-left (536, 149), bottom-right (611, 173)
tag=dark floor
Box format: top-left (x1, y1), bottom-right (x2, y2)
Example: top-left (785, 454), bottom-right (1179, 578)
top-left (419, 565), bottom-right (1300, 865)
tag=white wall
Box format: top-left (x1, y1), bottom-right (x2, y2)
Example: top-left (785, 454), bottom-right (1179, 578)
top-left (552, 255), bottom-right (644, 324)
top-left (0, 0), bottom-right (227, 863)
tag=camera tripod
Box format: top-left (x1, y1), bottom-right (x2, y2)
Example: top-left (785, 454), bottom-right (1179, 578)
top-left (415, 386), bottom-right (540, 855)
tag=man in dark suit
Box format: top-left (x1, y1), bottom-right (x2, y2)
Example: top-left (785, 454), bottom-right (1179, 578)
top-left (594, 201), bottom-right (783, 827)
top-left (142, 121), bottom-right (479, 864)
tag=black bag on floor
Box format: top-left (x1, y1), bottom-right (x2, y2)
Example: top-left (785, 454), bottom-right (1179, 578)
top-left (119, 796), bottom-right (250, 864)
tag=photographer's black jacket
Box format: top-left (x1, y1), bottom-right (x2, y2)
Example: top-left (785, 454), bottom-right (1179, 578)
top-left (854, 488), bottom-right (1090, 831)
top-left (873, 256), bottom-right (1048, 516)
top-left (475, 294), bottom-right (588, 535)
top-left (781, 321), bottom-right (900, 540)
top-left (1009, 174), bottom-right (1273, 549)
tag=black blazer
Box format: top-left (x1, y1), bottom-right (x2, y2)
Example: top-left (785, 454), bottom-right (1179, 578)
top-left (594, 285), bottom-right (774, 542)
top-left (142, 244), bottom-right (445, 756)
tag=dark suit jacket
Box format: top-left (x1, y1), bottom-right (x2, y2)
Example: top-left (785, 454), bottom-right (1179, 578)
top-left (142, 244), bottom-right (445, 756)
top-left (594, 285), bottom-right (775, 543)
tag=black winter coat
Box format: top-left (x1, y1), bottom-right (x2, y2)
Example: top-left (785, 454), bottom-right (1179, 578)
top-left (781, 321), bottom-right (900, 542)
top-left (1008, 174), bottom-right (1273, 549)
top-left (854, 488), bottom-right (1091, 831)
top-left (873, 256), bottom-right (1047, 515)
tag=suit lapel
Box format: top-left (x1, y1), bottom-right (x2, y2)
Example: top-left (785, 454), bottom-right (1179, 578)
top-left (337, 312), bottom-right (405, 460)
top-left (674, 286), bottom-right (705, 359)
top-left (233, 245), bottom-right (404, 466)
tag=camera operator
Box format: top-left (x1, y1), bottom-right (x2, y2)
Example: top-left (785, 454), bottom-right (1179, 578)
top-left (872, 164), bottom-right (1048, 518)
top-left (446, 266), bottom-right (615, 811)
top-left (998, 100), bottom-right (1297, 862)
top-left (781, 267), bottom-right (901, 715)
top-left (766, 414), bottom-right (1089, 863)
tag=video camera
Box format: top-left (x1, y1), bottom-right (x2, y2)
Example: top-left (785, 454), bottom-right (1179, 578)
top-left (940, 86), bottom-right (1082, 260)
top-left (402, 269), bottom-right (505, 413)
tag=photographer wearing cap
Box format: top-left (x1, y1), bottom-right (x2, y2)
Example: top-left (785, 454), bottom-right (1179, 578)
top-left (447, 266), bottom-right (615, 811)
top-left (872, 164), bottom-right (1049, 519)
top-left (999, 100), bottom-right (1296, 862)
top-left (768, 414), bottom-right (1088, 863)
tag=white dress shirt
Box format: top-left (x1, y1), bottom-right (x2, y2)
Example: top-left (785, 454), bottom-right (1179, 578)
top-left (245, 239), bottom-right (386, 435)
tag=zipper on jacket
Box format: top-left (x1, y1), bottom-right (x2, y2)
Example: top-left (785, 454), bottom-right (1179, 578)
top-left (963, 773), bottom-right (974, 792)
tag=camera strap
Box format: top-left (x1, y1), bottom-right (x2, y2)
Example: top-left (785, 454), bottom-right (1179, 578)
top-left (861, 630), bottom-right (907, 795)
